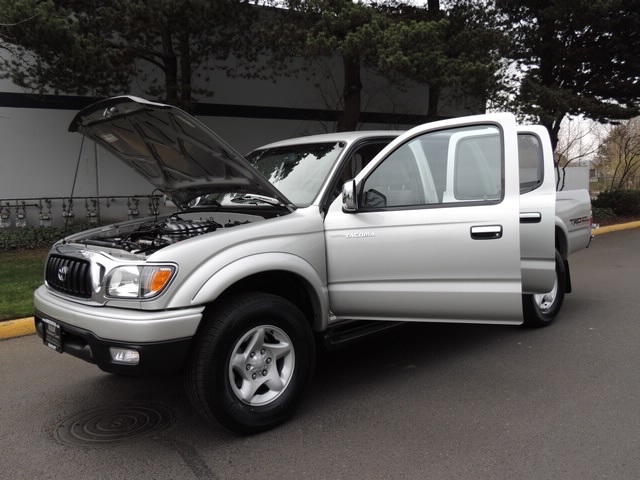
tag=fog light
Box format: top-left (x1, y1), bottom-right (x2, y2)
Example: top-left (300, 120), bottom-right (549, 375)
top-left (109, 347), bottom-right (140, 365)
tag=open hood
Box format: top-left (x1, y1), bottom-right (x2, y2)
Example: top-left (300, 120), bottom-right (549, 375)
top-left (69, 96), bottom-right (292, 209)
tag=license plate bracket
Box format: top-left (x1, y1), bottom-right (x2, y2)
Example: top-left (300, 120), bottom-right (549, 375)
top-left (42, 318), bottom-right (63, 353)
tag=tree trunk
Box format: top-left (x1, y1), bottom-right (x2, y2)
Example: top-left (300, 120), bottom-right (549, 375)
top-left (427, 85), bottom-right (440, 120)
top-left (543, 115), bottom-right (563, 154)
top-left (336, 54), bottom-right (362, 132)
top-left (537, 10), bottom-right (561, 152)
top-left (161, 28), bottom-right (178, 107)
top-left (179, 32), bottom-right (193, 113)
top-left (426, 0), bottom-right (440, 118)
top-left (427, 0), bottom-right (441, 19)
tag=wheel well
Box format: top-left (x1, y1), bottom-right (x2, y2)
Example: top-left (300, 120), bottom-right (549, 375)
top-left (554, 226), bottom-right (572, 293)
top-left (555, 225), bottom-right (568, 259)
top-left (207, 270), bottom-right (319, 329)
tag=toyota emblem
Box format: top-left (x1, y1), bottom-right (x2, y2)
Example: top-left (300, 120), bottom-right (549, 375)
top-left (57, 266), bottom-right (69, 282)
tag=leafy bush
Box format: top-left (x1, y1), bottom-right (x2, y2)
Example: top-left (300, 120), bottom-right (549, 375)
top-left (0, 225), bottom-right (91, 252)
top-left (592, 190), bottom-right (640, 217)
top-left (592, 207), bottom-right (617, 225)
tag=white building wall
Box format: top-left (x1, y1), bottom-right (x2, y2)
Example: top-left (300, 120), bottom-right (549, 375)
top-left (0, 55), bottom-right (481, 228)
top-left (557, 166), bottom-right (590, 191)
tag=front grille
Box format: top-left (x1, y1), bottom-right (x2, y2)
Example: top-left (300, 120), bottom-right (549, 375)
top-left (46, 255), bottom-right (92, 298)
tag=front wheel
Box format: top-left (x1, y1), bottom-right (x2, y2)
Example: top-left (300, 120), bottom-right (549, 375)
top-left (184, 292), bottom-right (316, 434)
top-left (522, 251), bottom-right (566, 328)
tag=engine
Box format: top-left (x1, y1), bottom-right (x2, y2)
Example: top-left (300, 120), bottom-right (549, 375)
top-left (79, 215), bottom-right (244, 254)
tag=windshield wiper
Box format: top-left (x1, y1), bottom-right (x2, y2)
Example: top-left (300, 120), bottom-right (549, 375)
top-left (231, 194), bottom-right (283, 206)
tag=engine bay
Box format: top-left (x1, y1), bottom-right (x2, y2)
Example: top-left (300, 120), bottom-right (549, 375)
top-left (75, 212), bottom-right (257, 255)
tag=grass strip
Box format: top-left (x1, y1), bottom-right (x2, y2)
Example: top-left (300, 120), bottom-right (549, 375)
top-left (0, 248), bottom-right (48, 320)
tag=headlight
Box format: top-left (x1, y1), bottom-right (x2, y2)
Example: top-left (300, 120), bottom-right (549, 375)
top-left (106, 265), bottom-right (176, 299)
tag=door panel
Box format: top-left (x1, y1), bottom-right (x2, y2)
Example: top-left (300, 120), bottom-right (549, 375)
top-left (324, 115), bottom-right (523, 324)
top-left (518, 127), bottom-right (556, 293)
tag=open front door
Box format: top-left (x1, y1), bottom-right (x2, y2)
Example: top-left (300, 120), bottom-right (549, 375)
top-left (324, 114), bottom-right (523, 325)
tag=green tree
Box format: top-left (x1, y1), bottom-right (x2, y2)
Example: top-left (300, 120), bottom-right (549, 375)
top-left (0, 0), bottom-right (133, 96)
top-left (269, 0), bottom-right (501, 131)
top-left (0, 0), bottom-right (255, 112)
top-left (378, 0), bottom-right (505, 119)
top-left (270, 0), bottom-right (389, 131)
top-left (497, 0), bottom-right (640, 150)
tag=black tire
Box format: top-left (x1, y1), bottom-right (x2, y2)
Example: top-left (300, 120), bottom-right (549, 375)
top-left (522, 250), bottom-right (566, 327)
top-left (184, 292), bottom-right (316, 434)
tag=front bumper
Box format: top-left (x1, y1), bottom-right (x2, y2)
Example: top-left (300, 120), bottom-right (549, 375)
top-left (33, 285), bottom-right (204, 375)
top-left (34, 314), bottom-right (192, 375)
top-left (34, 285), bottom-right (204, 342)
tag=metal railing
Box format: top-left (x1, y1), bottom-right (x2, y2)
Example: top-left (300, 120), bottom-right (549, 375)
top-left (0, 195), bottom-right (169, 229)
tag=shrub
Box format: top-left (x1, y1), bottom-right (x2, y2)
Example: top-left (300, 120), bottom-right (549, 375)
top-left (592, 207), bottom-right (617, 225)
top-left (0, 225), bottom-right (91, 252)
top-left (592, 190), bottom-right (640, 217)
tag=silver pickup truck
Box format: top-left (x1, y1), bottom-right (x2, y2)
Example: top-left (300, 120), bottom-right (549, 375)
top-left (34, 96), bottom-right (592, 433)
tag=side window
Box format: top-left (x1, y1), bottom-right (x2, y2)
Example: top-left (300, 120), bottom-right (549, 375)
top-left (361, 125), bottom-right (503, 209)
top-left (340, 142), bottom-right (389, 182)
top-left (329, 141), bottom-right (390, 203)
top-left (362, 144), bottom-right (425, 207)
top-left (518, 134), bottom-right (544, 193)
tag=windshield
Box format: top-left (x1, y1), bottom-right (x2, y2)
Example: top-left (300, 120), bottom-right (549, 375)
top-left (244, 142), bottom-right (345, 206)
top-left (186, 141), bottom-right (346, 209)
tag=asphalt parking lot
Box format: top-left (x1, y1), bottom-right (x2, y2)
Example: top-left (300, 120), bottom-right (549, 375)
top-left (1, 228), bottom-right (639, 479)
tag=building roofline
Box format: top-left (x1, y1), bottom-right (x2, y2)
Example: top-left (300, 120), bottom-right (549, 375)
top-left (0, 92), bottom-right (443, 126)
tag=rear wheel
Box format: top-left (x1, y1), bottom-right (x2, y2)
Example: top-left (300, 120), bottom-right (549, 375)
top-left (522, 251), bottom-right (566, 327)
top-left (184, 292), bottom-right (315, 434)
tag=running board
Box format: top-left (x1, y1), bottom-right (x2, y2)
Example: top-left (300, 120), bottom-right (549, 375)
top-left (322, 320), bottom-right (404, 349)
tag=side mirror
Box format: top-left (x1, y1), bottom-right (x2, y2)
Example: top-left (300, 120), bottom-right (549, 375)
top-left (342, 179), bottom-right (357, 212)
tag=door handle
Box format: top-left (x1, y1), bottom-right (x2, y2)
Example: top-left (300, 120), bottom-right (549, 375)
top-left (520, 212), bottom-right (542, 224)
top-left (470, 225), bottom-right (503, 240)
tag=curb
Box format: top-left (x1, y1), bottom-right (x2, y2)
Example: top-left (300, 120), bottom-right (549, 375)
top-left (1, 221), bottom-right (639, 342)
top-left (593, 220), bottom-right (640, 236)
top-left (0, 317), bottom-right (36, 340)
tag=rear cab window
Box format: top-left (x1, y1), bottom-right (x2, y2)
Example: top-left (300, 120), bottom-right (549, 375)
top-left (518, 134), bottom-right (544, 194)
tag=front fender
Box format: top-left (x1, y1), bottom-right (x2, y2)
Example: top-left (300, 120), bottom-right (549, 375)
top-left (187, 252), bottom-right (329, 331)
